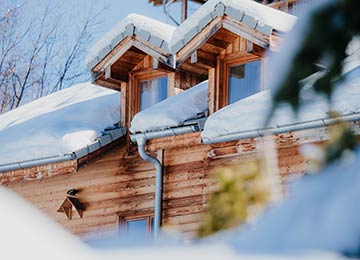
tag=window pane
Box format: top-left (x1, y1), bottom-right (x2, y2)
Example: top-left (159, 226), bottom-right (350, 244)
top-left (127, 219), bottom-right (147, 235)
top-left (140, 77), bottom-right (168, 110)
top-left (150, 217), bottom-right (154, 236)
top-left (228, 60), bottom-right (261, 104)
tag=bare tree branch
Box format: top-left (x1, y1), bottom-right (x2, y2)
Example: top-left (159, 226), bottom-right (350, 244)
top-left (0, 0), bottom-right (103, 113)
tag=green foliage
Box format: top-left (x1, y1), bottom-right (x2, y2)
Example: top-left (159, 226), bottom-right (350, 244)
top-left (273, 0), bottom-right (360, 109)
top-left (271, 0), bottom-right (360, 163)
top-left (196, 161), bottom-right (270, 238)
top-left (324, 114), bottom-right (358, 163)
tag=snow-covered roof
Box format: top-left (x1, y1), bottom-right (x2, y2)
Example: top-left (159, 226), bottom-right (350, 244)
top-left (169, 0), bottom-right (297, 52)
top-left (87, 1), bottom-right (297, 69)
top-left (130, 80), bottom-right (208, 133)
top-left (86, 14), bottom-right (176, 69)
top-left (201, 67), bottom-right (360, 143)
top-left (0, 83), bottom-right (121, 168)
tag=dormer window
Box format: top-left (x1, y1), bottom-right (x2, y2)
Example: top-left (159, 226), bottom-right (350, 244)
top-left (215, 52), bottom-right (263, 110)
top-left (127, 69), bottom-right (173, 125)
top-left (228, 60), bottom-right (261, 104)
top-left (140, 76), bottom-right (168, 110)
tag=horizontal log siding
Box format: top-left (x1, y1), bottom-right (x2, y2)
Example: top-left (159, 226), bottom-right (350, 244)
top-left (4, 130), bottom-right (315, 240)
top-left (7, 144), bottom-right (155, 240)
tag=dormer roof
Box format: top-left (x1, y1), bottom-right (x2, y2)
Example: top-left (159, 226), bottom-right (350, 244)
top-left (87, 0), bottom-right (297, 72)
top-left (86, 14), bottom-right (176, 71)
top-left (169, 0), bottom-right (297, 53)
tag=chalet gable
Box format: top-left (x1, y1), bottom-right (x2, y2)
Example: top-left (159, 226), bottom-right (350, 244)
top-left (87, 14), bottom-right (176, 88)
top-left (87, 0), bottom-right (297, 135)
top-left (171, 0), bottom-right (297, 64)
top-left (170, 0), bottom-right (296, 113)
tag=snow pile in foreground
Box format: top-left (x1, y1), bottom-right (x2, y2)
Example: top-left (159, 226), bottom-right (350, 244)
top-left (0, 83), bottom-right (120, 165)
top-left (0, 186), bottom-right (345, 260)
top-left (130, 80), bottom-right (208, 133)
top-left (201, 69), bottom-right (360, 142)
top-left (223, 148), bottom-right (360, 257)
top-left (0, 187), bottom-right (90, 260)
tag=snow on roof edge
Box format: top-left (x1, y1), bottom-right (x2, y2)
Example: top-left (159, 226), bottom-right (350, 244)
top-left (0, 126), bottom-right (126, 173)
top-left (87, 1), bottom-right (297, 69)
top-left (130, 80), bottom-right (208, 133)
top-left (201, 67), bottom-right (360, 144)
top-left (86, 13), bottom-right (176, 70)
top-left (169, 0), bottom-right (297, 53)
top-left (0, 82), bottom-right (121, 168)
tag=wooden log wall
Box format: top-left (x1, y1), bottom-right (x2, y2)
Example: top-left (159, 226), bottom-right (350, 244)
top-left (0, 160), bottom-right (77, 185)
top-left (5, 122), bottom-right (360, 242)
top-left (4, 128), bottom-right (315, 241)
top-left (6, 143), bottom-right (155, 240)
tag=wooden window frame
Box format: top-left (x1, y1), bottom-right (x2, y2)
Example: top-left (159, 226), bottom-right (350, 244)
top-left (128, 70), bottom-right (174, 122)
top-left (117, 210), bottom-right (154, 237)
top-left (216, 52), bottom-right (262, 110)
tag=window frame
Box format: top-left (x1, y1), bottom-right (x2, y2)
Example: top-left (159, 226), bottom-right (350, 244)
top-left (138, 75), bottom-right (169, 111)
top-left (217, 52), bottom-right (263, 109)
top-left (132, 70), bottom-right (173, 117)
top-left (117, 210), bottom-right (154, 237)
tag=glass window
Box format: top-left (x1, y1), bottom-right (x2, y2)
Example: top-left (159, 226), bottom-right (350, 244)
top-left (118, 215), bottom-right (154, 238)
top-left (228, 60), bottom-right (261, 104)
top-left (150, 217), bottom-right (154, 236)
top-left (127, 219), bottom-right (147, 236)
top-left (140, 77), bottom-right (168, 110)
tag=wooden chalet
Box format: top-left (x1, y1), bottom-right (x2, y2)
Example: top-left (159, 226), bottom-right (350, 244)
top-left (1, 0), bottom-right (359, 242)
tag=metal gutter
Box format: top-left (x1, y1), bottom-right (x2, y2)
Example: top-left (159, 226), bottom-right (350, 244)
top-left (0, 154), bottom-right (76, 173)
top-left (202, 113), bottom-right (360, 144)
top-left (130, 118), bottom-right (205, 239)
top-left (0, 127), bottom-right (126, 173)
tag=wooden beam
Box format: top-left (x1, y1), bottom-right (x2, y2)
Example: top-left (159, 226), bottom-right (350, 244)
top-left (200, 42), bottom-right (225, 55)
top-left (93, 37), bottom-right (133, 72)
top-left (268, 0), bottom-right (299, 10)
top-left (119, 82), bottom-right (127, 128)
top-left (197, 49), bottom-right (217, 63)
top-left (180, 62), bottom-right (208, 77)
top-left (182, 0), bottom-right (188, 22)
top-left (223, 17), bottom-right (270, 48)
top-left (206, 37), bottom-right (229, 49)
top-left (157, 62), bottom-right (176, 73)
top-left (168, 72), bottom-right (175, 97)
top-left (190, 50), bottom-right (216, 68)
top-left (176, 16), bottom-right (223, 67)
top-left (208, 68), bottom-right (216, 115)
top-left (95, 78), bottom-right (121, 91)
top-left (212, 28), bottom-right (238, 43)
top-left (132, 38), bottom-right (173, 67)
top-left (146, 132), bottom-right (202, 152)
top-left (190, 50), bottom-right (198, 64)
top-left (111, 70), bottom-right (129, 82)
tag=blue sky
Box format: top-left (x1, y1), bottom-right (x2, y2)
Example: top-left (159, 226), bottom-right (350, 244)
top-left (56, 0), bottom-right (200, 47)
top-left (20, 0), bottom-right (201, 86)
top-left (55, 0), bottom-right (202, 48)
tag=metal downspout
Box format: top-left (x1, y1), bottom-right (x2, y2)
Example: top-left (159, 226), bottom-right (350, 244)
top-left (136, 135), bottom-right (163, 239)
